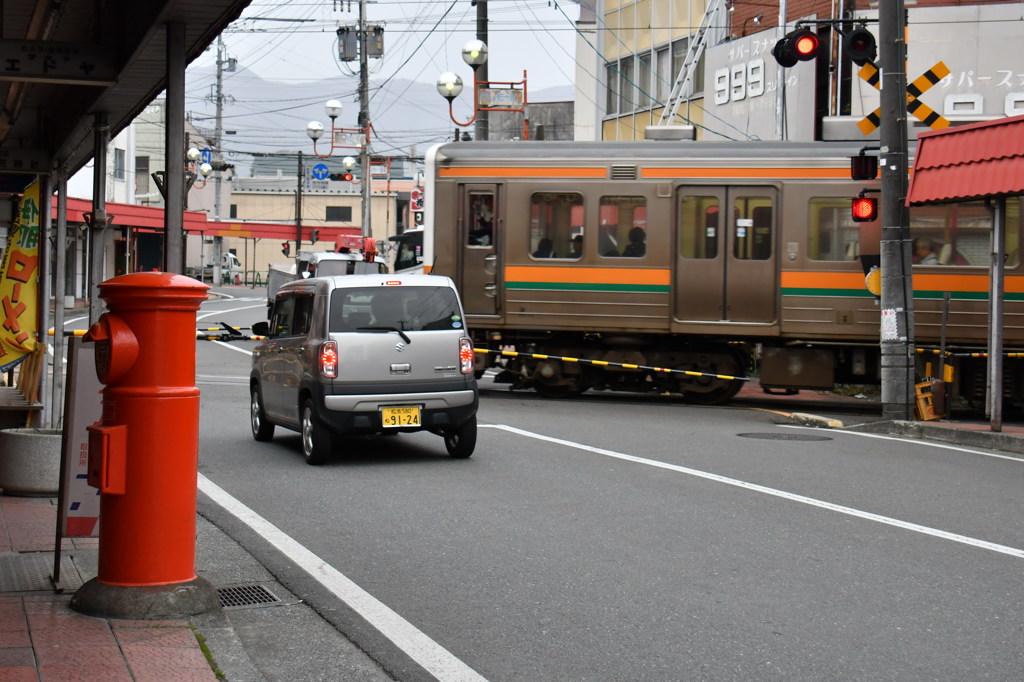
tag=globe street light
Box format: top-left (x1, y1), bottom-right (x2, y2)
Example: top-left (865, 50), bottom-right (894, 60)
top-left (436, 39), bottom-right (530, 140)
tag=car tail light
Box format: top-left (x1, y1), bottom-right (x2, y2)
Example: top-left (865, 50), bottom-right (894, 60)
top-left (320, 341), bottom-right (338, 378)
top-left (459, 338), bottom-right (475, 374)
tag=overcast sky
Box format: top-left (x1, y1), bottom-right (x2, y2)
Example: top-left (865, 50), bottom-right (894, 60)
top-left (190, 0), bottom-right (583, 93)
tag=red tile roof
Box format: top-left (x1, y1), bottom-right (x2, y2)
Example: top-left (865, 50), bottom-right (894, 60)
top-left (906, 114), bottom-right (1024, 205)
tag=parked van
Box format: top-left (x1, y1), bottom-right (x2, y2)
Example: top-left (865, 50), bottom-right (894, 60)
top-left (250, 274), bottom-right (478, 464)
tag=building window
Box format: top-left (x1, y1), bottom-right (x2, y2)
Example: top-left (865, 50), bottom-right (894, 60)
top-left (655, 47), bottom-right (671, 104)
top-left (114, 148), bottom-right (126, 181)
top-left (135, 156), bottom-right (149, 195)
top-left (326, 206), bottom-right (353, 221)
top-left (637, 52), bottom-right (654, 110)
top-left (619, 55), bottom-right (634, 113)
top-left (229, 204), bottom-right (237, 219)
top-left (606, 63), bottom-right (619, 116)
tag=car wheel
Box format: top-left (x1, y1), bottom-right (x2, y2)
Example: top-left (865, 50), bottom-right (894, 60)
top-left (301, 400), bottom-right (332, 465)
top-left (251, 386), bottom-right (275, 441)
top-left (443, 415), bottom-right (477, 459)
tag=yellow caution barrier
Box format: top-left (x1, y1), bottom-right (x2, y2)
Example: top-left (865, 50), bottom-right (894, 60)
top-left (474, 348), bottom-right (749, 383)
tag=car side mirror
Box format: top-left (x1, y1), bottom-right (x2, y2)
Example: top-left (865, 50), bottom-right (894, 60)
top-left (252, 321), bottom-right (270, 336)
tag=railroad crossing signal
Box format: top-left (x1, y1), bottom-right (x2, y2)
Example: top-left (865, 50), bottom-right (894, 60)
top-left (857, 61), bottom-right (951, 135)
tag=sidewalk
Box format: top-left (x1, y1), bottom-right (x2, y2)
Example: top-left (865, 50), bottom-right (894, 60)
top-left (0, 495), bottom-right (392, 682)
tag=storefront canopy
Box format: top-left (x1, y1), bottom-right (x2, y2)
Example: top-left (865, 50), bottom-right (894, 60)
top-left (55, 197), bottom-right (359, 242)
top-left (907, 114), bottom-right (1024, 206)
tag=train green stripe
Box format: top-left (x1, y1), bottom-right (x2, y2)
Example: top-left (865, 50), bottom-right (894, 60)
top-left (783, 287), bottom-right (1024, 301)
top-left (507, 281), bottom-right (670, 293)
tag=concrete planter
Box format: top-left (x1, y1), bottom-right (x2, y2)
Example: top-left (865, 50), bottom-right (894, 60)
top-left (0, 428), bottom-right (62, 496)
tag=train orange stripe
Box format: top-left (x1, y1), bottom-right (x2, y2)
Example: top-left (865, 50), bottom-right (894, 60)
top-left (506, 265), bottom-right (670, 285)
top-left (782, 271), bottom-right (1024, 293)
top-left (438, 167), bottom-right (607, 178)
top-left (643, 168), bottom-right (853, 179)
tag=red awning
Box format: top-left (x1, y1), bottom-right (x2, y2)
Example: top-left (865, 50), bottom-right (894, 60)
top-left (53, 196), bottom-right (360, 241)
top-left (907, 114), bottom-right (1024, 205)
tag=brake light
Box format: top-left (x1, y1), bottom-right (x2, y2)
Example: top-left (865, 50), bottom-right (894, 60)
top-left (320, 341), bottom-right (338, 378)
top-left (459, 338), bottom-right (475, 374)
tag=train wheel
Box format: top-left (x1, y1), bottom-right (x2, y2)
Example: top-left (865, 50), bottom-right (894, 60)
top-left (677, 348), bottom-right (747, 405)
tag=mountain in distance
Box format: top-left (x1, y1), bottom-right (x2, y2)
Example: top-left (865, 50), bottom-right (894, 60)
top-left (185, 65), bottom-right (573, 174)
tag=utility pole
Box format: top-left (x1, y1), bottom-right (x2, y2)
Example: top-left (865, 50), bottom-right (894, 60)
top-left (358, 0), bottom-right (373, 239)
top-left (475, 0), bottom-right (489, 141)
top-left (296, 151), bottom-right (303, 255)
top-left (211, 35), bottom-right (228, 285)
top-left (878, 0), bottom-right (915, 420)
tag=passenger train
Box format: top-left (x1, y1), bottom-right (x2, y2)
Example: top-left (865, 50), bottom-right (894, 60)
top-left (396, 141), bottom-right (1023, 406)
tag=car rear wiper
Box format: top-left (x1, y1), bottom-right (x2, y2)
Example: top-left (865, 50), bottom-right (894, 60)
top-left (357, 326), bottom-right (412, 344)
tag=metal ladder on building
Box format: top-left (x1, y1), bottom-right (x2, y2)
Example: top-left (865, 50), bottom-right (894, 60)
top-left (657, 0), bottom-right (726, 126)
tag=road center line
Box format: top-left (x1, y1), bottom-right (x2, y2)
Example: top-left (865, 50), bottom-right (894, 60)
top-left (197, 474), bottom-right (488, 682)
top-left (484, 424), bottom-right (1024, 560)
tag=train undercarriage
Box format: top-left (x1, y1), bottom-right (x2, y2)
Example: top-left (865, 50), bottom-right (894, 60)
top-left (473, 330), bottom-right (1024, 409)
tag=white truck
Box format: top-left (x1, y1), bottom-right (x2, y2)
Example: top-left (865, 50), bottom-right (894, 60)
top-left (265, 242), bottom-right (388, 317)
top-left (202, 252), bottom-right (243, 283)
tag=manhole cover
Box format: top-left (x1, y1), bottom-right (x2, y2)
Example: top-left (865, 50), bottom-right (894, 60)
top-left (737, 432), bottom-right (833, 441)
top-left (217, 584), bottom-right (282, 609)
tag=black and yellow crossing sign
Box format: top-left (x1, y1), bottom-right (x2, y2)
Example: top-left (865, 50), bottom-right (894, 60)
top-left (857, 61), bottom-right (951, 135)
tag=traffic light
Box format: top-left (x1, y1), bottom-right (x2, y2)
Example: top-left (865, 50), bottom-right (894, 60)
top-left (329, 172), bottom-right (354, 182)
top-left (851, 196), bottom-right (878, 222)
top-left (282, 241), bottom-right (291, 256)
top-left (842, 26), bottom-right (877, 66)
top-left (850, 153), bottom-right (878, 181)
top-left (772, 28), bottom-right (820, 68)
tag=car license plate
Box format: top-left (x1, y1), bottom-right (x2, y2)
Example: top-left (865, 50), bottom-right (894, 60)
top-left (380, 406), bottom-right (421, 428)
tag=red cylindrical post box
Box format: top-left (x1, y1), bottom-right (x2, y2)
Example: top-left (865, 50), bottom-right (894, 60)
top-left (72, 272), bottom-right (218, 619)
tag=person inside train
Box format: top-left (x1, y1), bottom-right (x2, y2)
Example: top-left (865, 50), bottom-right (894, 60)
top-left (568, 234), bottom-right (583, 258)
top-left (622, 227), bottom-right (647, 257)
top-left (913, 237), bottom-right (940, 265)
top-left (533, 238), bottom-right (555, 258)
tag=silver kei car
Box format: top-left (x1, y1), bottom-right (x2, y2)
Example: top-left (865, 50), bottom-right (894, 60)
top-left (250, 274), bottom-right (479, 464)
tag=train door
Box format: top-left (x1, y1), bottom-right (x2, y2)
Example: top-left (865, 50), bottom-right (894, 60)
top-left (673, 186), bottom-right (777, 324)
top-left (459, 185), bottom-right (499, 316)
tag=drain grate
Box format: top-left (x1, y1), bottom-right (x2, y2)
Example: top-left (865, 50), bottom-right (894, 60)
top-left (737, 432), bottom-right (833, 441)
top-left (0, 554), bottom-right (83, 593)
top-left (217, 584), bottom-right (282, 609)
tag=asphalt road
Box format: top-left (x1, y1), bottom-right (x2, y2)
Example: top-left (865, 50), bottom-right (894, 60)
top-left (194, 290), bottom-right (1024, 681)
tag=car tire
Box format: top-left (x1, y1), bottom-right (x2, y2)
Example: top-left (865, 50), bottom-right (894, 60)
top-left (444, 415), bottom-right (477, 459)
top-left (251, 386), bottom-right (275, 441)
top-left (301, 399), bottom-right (332, 465)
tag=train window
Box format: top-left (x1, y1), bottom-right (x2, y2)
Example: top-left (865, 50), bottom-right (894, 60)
top-left (733, 197), bottom-right (773, 260)
top-left (530, 192), bottom-right (584, 260)
top-left (599, 196), bottom-right (647, 258)
top-left (807, 198), bottom-right (862, 261)
top-left (678, 195), bottom-right (719, 259)
top-left (467, 193), bottom-right (495, 247)
top-left (907, 199), bottom-right (1022, 266)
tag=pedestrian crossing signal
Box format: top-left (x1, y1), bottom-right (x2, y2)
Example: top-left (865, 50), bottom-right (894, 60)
top-left (282, 241), bottom-right (291, 256)
top-left (773, 28), bottom-right (819, 68)
top-left (851, 197), bottom-right (878, 222)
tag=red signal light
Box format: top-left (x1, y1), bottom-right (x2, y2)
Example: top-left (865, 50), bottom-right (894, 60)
top-left (794, 33), bottom-right (819, 58)
top-left (851, 197), bottom-right (878, 222)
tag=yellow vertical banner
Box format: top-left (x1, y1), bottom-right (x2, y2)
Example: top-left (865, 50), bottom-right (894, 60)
top-left (0, 180), bottom-right (40, 373)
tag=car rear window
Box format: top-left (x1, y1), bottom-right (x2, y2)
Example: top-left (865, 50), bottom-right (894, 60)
top-left (329, 286), bottom-right (464, 333)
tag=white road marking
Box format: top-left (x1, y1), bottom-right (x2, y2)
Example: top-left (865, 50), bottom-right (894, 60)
top-left (484, 424), bottom-right (1024, 560)
top-left (210, 340), bottom-right (255, 356)
top-left (197, 474), bottom-right (488, 682)
top-left (781, 424), bottom-right (1024, 463)
top-left (197, 303), bottom-right (265, 321)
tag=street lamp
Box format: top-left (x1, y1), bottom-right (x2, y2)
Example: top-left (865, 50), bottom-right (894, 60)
top-left (306, 99), bottom-right (373, 239)
top-left (436, 40), bottom-right (530, 140)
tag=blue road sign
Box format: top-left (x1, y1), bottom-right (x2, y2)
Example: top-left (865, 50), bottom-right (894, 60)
top-left (201, 147), bottom-right (212, 164)
top-left (312, 163), bottom-right (330, 180)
